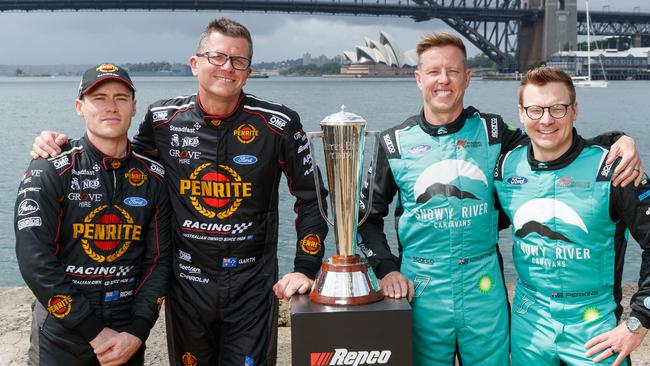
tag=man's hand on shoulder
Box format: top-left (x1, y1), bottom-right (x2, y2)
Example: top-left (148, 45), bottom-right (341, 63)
top-left (93, 331), bottom-right (143, 366)
top-left (273, 272), bottom-right (313, 300)
top-left (380, 271), bottom-right (414, 302)
top-left (608, 135), bottom-right (645, 187)
top-left (31, 131), bottom-right (68, 159)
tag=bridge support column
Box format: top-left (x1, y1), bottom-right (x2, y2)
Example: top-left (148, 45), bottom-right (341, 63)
top-left (518, 0), bottom-right (577, 71)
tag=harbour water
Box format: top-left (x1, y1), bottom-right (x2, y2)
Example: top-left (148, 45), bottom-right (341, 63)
top-left (1, 76), bottom-right (648, 286)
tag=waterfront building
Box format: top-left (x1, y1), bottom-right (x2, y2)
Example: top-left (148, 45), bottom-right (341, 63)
top-left (547, 47), bottom-right (650, 80)
top-left (341, 31), bottom-right (417, 77)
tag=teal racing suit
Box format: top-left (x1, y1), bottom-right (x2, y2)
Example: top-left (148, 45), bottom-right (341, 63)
top-left (494, 132), bottom-right (650, 366)
top-left (358, 107), bottom-right (523, 365)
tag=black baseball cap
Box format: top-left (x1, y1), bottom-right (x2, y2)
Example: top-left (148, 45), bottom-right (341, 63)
top-left (78, 63), bottom-right (135, 98)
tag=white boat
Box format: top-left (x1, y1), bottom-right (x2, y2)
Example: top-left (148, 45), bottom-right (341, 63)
top-left (573, 1), bottom-right (608, 88)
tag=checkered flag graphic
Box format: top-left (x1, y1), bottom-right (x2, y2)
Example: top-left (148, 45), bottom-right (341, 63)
top-left (231, 222), bottom-right (253, 234)
top-left (117, 266), bottom-right (134, 277)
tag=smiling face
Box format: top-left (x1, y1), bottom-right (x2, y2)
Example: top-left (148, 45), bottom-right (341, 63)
top-left (75, 80), bottom-right (135, 142)
top-left (189, 31), bottom-right (252, 110)
top-left (519, 81), bottom-right (578, 162)
top-left (414, 45), bottom-right (472, 125)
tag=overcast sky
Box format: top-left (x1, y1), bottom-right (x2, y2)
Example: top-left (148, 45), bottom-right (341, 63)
top-left (0, 0), bottom-right (645, 65)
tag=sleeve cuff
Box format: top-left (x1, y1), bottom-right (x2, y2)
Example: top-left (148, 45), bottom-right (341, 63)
top-left (74, 314), bottom-right (106, 342)
top-left (374, 261), bottom-right (400, 279)
top-left (294, 262), bottom-right (319, 280)
top-left (123, 317), bottom-right (154, 342)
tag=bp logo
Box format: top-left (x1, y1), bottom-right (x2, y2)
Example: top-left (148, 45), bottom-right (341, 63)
top-left (478, 275), bottom-right (493, 294)
top-left (582, 307), bottom-right (600, 322)
top-left (124, 168), bottom-right (147, 187)
top-left (72, 204), bottom-right (142, 263)
top-left (234, 124), bottom-right (259, 144)
top-left (180, 163), bottom-right (252, 219)
top-left (47, 295), bottom-right (72, 319)
top-left (300, 234), bottom-right (322, 255)
top-left (182, 352), bottom-right (198, 366)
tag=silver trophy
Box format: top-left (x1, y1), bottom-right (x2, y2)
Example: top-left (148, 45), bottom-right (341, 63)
top-left (308, 106), bottom-right (383, 305)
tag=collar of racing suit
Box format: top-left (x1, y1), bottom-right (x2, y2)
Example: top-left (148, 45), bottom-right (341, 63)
top-left (81, 134), bottom-right (133, 171)
top-left (196, 91), bottom-right (245, 125)
top-left (527, 128), bottom-right (585, 171)
top-left (417, 106), bottom-right (479, 136)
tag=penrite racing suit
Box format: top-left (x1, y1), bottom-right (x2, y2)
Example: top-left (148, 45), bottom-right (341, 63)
top-left (494, 133), bottom-right (650, 366)
top-left (132, 92), bottom-right (328, 366)
top-left (358, 106), bottom-right (524, 366)
top-left (14, 135), bottom-right (171, 365)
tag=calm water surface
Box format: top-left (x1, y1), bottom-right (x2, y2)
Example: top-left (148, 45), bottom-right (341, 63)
top-left (1, 76), bottom-right (648, 285)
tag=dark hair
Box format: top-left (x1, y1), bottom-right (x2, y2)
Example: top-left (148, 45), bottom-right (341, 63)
top-left (519, 66), bottom-right (576, 105)
top-left (197, 18), bottom-right (253, 60)
top-left (416, 32), bottom-right (467, 68)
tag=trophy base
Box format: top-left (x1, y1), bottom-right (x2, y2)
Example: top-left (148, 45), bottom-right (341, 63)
top-left (309, 255), bottom-right (383, 306)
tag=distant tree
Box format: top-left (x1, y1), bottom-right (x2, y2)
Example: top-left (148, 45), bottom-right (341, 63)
top-left (15, 68), bottom-right (23, 76)
top-left (467, 54), bottom-right (497, 68)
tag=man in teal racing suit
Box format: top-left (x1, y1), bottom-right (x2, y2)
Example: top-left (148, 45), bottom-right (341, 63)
top-left (494, 66), bottom-right (650, 366)
top-left (357, 33), bottom-right (644, 366)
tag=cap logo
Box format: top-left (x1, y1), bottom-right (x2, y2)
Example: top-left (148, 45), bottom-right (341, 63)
top-left (97, 64), bottom-right (119, 73)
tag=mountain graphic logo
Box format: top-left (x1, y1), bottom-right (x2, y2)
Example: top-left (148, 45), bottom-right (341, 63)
top-left (513, 198), bottom-right (588, 243)
top-left (413, 159), bottom-right (487, 203)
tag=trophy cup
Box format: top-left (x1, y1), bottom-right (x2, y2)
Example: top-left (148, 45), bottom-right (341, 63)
top-left (307, 106), bottom-right (383, 306)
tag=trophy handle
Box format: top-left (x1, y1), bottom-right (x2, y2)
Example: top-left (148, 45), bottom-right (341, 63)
top-left (358, 131), bottom-right (379, 226)
top-left (307, 131), bottom-right (334, 227)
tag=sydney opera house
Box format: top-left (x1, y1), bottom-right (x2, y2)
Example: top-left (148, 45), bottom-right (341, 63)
top-left (341, 31), bottom-right (418, 77)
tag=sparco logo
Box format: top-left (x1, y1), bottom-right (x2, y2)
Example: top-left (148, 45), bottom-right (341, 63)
top-left (310, 348), bottom-right (391, 366)
top-left (490, 118), bottom-right (499, 138)
top-left (382, 134), bottom-right (395, 154)
top-left (600, 163), bottom-right (613, 177)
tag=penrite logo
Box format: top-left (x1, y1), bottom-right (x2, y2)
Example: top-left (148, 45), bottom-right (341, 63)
top-left (47, 294), bottom-right (73, 319)
top-left (180, 163), bottom-right (252, 219)
top-left (234, 124), bottom-right (259, 144)
top-left (310, 348), bottom-right (392, 366)
top-left (72, 204), bottom-right (141, 263)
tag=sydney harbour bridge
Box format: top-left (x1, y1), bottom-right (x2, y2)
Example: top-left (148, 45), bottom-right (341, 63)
top-left (1, 0), bottom-right (650, 71)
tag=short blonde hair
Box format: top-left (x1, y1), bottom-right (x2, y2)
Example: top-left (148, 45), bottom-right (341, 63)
top-left (416, 32), bottom-right (467, 68)
top-left (518, 66), bottom-right (576, 105)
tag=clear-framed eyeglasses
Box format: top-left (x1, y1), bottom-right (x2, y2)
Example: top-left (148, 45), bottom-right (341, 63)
top-left (196, 51), bottom-right (251, 71)
top-left (523, 104), bottom-right (572, 120)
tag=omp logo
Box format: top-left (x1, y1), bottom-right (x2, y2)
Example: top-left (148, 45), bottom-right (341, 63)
top-left (310, 348), bottom-right (391, 366)
top-left (269, 115), bottom-right (288, 129)
top-left (152, 111), bottom-right (168, 122)
top-left (180, 163), bottom-right (252, 219)
top-left (382, 134), bottom-right (395, 154)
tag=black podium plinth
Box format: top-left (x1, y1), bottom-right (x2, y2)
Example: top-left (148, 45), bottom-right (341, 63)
top-left (290, 295), bottom-right (412, 366)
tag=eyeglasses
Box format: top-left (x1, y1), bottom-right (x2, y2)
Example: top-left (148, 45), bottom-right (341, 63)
top-left (522, 104), bottom-right (572, 120)
top-left (196, 51), bottom-right (251, 71)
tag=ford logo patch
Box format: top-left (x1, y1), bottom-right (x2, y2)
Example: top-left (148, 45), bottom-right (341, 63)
top-left (506, 176), bottom-right (528, 185)
top-left (408, 145), bottom-right (432, 154)
top-left (124, 197), bottom-right (148, 207)
top-left (233, 155), bottom-right (258, 165)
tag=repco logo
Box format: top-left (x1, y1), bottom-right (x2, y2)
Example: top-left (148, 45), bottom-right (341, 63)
top-left (234, 124), bottom-right (259, 144)
top-left (310, 348), bottom-right (391, 366)
top-left (72, 204), bottom-right (141, 263)
top-left (179, 163), bottom-right (252, 219)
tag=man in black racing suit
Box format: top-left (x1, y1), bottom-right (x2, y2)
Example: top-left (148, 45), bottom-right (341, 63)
top-left (30, 18), bottom-right (328, 366)
top-left (15, 64), bottom-right (171, 366)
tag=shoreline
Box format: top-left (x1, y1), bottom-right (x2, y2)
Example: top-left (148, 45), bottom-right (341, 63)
top-left (2, 285), bottom-right (650, 366)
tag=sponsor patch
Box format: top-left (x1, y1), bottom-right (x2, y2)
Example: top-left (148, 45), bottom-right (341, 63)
top-left (21, 169), bottom-right (42, 184)
top-left (97, 63), bottom-right (118, 73)
top-left (171, 134), bottom-right (180, 147)
top-left (210, 118), bottom-right (221, 126)
top-left (234, 124), bottom-right (259, 144)
top-left (178, 250), bottom-right (192, 262)
top-left (437, 127), bottom-right (448, 135)
top-left (506, 176), bottom-right (528, 185)
top-left (51, 155), bottom-right (70, 169)
top-left (582, 307), bottom-right (600, 322)
top-left (47, 295), bottom-right (72, 319)
top-left (180, 164), bottom-right (251, 219)
top-left (182, 352), bottom-right (198, 366)
top-left (17, 187), bottom-right (41, 197)
top-left (124, 197), bottom-right (148, 207)
top-left (18, 199), bottom-right (40, 216)
top-left (125, 168), bottom-right (147, 187)
top-left (455, 140), bottom-right (481, 149)
top-left (183, 136), bottom-right (200, 148)
top-left (245, 355), bottom-right (255, 366)
top-left (111, 160), bottom-right (121, 169)
top-left (639, 190), bottom-right (650, 201)
top-left (407, 145), bottom-right (431, 154)
top-left (17, 217), bottom-right (42, 230)
top-left (382, 134), bottom-right (395, 154)
top-left (72, 204), bottom-right (141, 263)
top-left (152, 110), bottom-right (168, 122)
top-left (311, 348), bottom-right (392, 366)
top-left (233, 155), bottom-right (258, 165)
top-left (150, 163), bottom-right (165, 177)
top-left (490, 117), bottom-right (499, 138)
top-left (300, 234), bottom-right (322, 255)
top-left (557, 177), bottom-right (591, 189)
top-left (269, 115), bottom-right (287, 130)
top-left (478, 275), bottom-right (493, 294)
